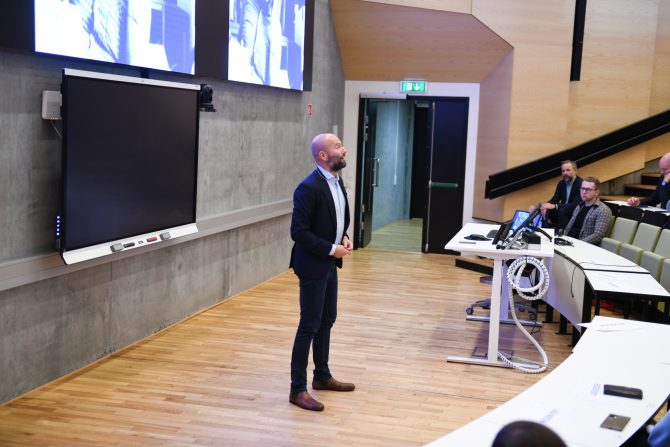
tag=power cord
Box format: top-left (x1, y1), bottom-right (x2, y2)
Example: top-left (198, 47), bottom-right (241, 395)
top-left (499, 256), bottom-right (550, 374)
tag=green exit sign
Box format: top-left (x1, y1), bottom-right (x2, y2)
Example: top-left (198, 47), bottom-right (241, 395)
top-left (400, 80), bottom-right (427, 93)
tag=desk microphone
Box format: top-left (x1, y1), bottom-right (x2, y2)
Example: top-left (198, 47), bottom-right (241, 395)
top-left (528, 225), bottom-right (553, 242)
top-left (554, 237), bottom-right (573, 246)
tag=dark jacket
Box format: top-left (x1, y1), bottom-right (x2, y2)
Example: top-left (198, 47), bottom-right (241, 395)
top-left (640, 175), bottom-right (670, 209)
top-left (548, 176), bottom-right (583, 218)
top-left (289, 169), bottom-right (350, 279)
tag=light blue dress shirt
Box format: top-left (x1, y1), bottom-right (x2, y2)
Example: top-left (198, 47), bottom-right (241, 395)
top-left (317, 165), bottom-right (345, 256)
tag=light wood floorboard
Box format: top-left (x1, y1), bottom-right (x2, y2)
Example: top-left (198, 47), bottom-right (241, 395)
top-left (0, 241), bottom-right (578, 446)
top-left (368, 218), bottom-right (423, 252)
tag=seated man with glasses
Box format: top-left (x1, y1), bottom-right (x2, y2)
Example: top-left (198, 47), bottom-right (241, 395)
top-left (563, 176), bottom-right (613, 245)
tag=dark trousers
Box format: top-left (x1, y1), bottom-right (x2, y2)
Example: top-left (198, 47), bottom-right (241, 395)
top-left (290, 264), bottom-right (338, 393)
top-left (545, 207), bottom-right (571, 230)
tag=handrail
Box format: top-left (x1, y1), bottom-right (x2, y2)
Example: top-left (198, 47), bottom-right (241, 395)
top-left (485, 109), bottom-right (670, 199)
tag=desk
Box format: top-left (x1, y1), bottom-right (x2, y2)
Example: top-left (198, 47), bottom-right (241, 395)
top-left (426, 317), bottom-right (670, 447)
top-left (444, 223), bottom-right (554, 368)
top-left (605, 200), bottom-right (668, 214)
top-left (549, 237), bottom-right (670, 342)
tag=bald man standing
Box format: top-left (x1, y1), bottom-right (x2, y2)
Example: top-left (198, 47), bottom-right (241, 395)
top-left (288, 133), bottom-right (355, 411)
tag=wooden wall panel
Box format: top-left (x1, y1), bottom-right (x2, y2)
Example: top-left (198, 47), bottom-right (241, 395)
top-left (362, 0), bottom-right (471, 14)
top-left (473, 52), bottom-right (512, 221)
top-left (651, 0), bottom-right (670, 114)
top-left (330, 0), bottom-right (511, 82)
top-left (646, 0), bottom-right (670, 166)
top-left (648, 134), bottom-right (670, 162)
top-left (566, 0), bottom-right (659, 147)
top-left (472, 1), bottom-right (573, 217)
top-left (472, 1), bottom-right (574, 172)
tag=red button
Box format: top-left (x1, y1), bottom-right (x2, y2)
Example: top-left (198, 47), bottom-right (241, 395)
top-left (147, 237), bottom-right (158, 242)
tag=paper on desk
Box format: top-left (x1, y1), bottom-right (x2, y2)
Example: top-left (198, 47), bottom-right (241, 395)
top-left (573, 323), bottom-right (670, 365)
top-left (579, 316), bottom-right (648, 331)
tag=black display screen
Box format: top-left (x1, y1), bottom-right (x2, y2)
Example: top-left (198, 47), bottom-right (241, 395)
top-left (61, 70), bottom-right (199, 251)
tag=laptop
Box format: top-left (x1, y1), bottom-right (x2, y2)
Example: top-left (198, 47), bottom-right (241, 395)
top-left (487, 209), bottom-right (542, 239)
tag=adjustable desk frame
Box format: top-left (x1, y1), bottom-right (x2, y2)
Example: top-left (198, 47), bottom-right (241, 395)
top-left (445, 223), bottom-right (554, 368)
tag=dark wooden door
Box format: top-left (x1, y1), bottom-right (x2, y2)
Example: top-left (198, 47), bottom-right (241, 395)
top-left (422, 98), bottom-right (469, 253)
top-left (354, 98), bottom-right (378, 248)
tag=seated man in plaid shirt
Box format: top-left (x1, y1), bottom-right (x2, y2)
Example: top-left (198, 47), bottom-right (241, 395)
top-left (563, 176), bottom-right (613, 245)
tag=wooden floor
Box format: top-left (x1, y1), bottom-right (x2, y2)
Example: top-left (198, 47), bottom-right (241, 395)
top-left (0, 220), bottom-right (578, 446)
top-left (368, 218), bottom-right (423, 252)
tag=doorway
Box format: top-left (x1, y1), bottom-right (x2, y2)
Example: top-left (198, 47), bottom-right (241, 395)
top-left (353, 97), bottom-right (469, 253)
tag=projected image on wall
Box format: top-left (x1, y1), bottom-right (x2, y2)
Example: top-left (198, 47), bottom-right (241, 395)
top-left (35, 0), bottom-right (196, 74)
top-left (228, 0), bottom-right (305, 90)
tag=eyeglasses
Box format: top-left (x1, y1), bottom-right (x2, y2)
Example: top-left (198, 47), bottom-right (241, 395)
top-left (580, 187), bottom-right (595, 192)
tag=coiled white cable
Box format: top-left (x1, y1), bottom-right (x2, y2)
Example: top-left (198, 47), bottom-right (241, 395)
top-left (498, 256), bottom-right (550, 374)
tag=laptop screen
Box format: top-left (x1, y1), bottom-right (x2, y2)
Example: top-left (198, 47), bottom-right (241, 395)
top-left (510, 209), bottom-right (542, 232)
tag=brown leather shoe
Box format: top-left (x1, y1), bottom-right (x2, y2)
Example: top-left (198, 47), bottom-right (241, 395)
top-left (312, 377), bottom-right (355, 392)
top-left (289, 391), bottom-right (324, 411)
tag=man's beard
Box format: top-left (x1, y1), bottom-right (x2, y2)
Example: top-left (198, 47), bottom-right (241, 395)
top-left (328, 157), bottom-right (346, 172)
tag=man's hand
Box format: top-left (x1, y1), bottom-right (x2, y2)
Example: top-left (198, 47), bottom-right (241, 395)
top-left (627, 197), bottom-right (641, 206)
top-left (540, 202), bottom-right (555, 218)
top-left (333, 237), bottom-right (353, 259)
top-left (333, 245), bottom-right (351, 258)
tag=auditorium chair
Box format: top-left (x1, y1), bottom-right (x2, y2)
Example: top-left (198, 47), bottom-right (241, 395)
top-left (619, 223), bottom-right (662, 264)
top-left (617, 205), bottom-right (643, 221)
top-left (640, 210), bottom-right (668, 228)
top-left (600, 218), bottom-right (639, 254)
top-left (639, 229), bottom-right (670, 279)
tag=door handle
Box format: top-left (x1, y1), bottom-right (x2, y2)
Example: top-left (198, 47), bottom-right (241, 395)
top-left (429, 181), bottom-right (459, 189)
top-left (372, 158), bottom-right (380, 187)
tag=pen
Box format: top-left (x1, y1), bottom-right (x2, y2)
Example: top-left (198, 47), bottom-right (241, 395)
top-left (459, 241), bottom-right (476, 244)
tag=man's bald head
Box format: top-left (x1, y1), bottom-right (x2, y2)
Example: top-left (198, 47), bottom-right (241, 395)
top-left (310, 133), bottom-right (347, 174)
top-left (660, 152), bottom-right (670, 177)
top-left (310, 133), bottom-right (334, 161)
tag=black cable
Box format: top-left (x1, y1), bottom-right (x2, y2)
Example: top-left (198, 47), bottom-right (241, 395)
top-left (528, 225), bottom-right (553, 242)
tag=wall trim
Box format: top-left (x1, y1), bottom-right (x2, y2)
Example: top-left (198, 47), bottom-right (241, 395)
top-left (0, 199), bottom-right (293, 294)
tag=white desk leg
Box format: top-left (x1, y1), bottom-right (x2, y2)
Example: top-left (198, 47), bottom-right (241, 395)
top-left (501, 263), bottom-right (542, 326)
top-left (448, 258), bottom-right (509, 367)
top-left (487, 258), bottom-right (502, 363)
top-left (500, 263), bottom-right (510, 321)
top-left (466, 261), bottom-right (542, 326)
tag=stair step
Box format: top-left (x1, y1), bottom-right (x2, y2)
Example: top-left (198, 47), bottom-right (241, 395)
top-left (641, 172), bottom-right (660, 185)
top-left (625, 183), bottom-right (656, 196)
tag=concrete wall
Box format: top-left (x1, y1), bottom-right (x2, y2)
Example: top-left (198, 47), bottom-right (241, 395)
top-left (0, 0), bottom-right (344, 403)
top-left (371, 100), bottom-right (413, 230)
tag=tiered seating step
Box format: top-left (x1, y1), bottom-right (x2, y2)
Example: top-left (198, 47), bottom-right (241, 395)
top-left (625, 183), bottom-right (656, 196)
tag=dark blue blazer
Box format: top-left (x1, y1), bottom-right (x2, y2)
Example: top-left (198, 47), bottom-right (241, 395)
top-left (289, 169), bottom-right (350, 279)
top-left (640, 175), bottom-right (670, 208)
top-left (549, 175), bottom-right (583, 217)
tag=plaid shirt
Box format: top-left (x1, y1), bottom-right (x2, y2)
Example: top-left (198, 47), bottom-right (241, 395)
top-left (564, 199), bottom-right (613, 245)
